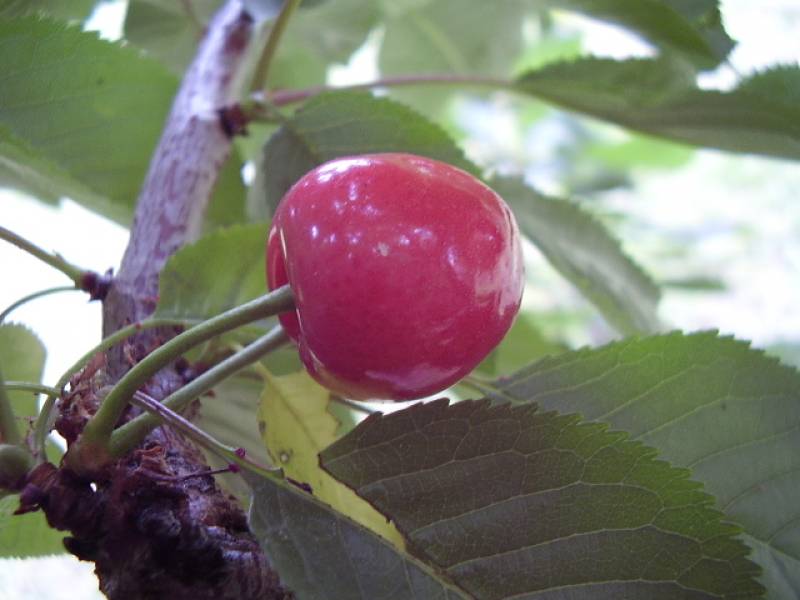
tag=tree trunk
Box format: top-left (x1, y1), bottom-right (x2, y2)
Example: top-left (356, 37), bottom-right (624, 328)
top-left (26, 2), bottom-right (291, 597)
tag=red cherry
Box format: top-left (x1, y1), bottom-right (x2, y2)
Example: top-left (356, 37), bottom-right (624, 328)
top-left (267, 153), bottom-right (524, 401)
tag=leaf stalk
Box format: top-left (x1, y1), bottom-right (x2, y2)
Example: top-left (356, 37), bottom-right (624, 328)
top-left (251, 0), bottom-right (303, 91)
top-left (265, 73), bottom-right (511, 106)
top-left (0, 286), bottom-right (77, 324)
top-left (0, 225), bottom-right (87, 286)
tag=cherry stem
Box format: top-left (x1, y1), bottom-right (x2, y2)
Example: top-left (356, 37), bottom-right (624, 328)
top-left (109, 325), bottom-right (288, 459)
top-left (250, 0), bottom-right (303, 92)
top-left (0, 225), bottom-right (87, 287)
top-left (0, 366), bottom-right (22, 446)
top-left (264, 73), bottom-right (511, 107)
top-left (0, 286), bottom-right (78, 324)
top-left (32, 316), bottom-right (194, 462)
top-left (78, 286), bottom-right (294, 457)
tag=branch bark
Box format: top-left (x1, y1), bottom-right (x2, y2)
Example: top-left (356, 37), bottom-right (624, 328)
top-left (37, 2), bottom-right (290, 598)
top-left (104, 0), bottom-right (254, 338)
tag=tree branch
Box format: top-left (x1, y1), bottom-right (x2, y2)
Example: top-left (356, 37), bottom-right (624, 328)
top-left (42, 2), bottom-right (292, 598)
top-left (104, 0), bottom-right (257, 337)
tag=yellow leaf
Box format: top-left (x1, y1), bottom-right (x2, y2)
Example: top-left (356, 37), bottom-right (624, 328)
top-left (258, 370), bottom-right (403, 548)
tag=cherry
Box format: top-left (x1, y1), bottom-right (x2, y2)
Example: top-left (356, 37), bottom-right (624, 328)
top-left (267, 153), bottom-right (524, 400)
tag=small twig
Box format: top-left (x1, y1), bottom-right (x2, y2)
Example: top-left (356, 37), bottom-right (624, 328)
top-left (250, 0), bottom-right (303, 91)
top-left (2, 381), bottom-right (60, 398)
top-left (138, 464), bottom-right (240, 483)
top-left (265, 73), bottom-right (511, 107)
top-left (129, 390), bottom-right (278, 480)
top-left (0, 286), bottom-right (78, 324)
top-left (0, 226), bottom-right (112, 300)
top-left (0, 226), bottom-right (85, 286)
top-left (109, 325), bottom-right (289, 458)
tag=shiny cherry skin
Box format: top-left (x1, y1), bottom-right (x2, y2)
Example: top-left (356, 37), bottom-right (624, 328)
top-left (267, 153), bottom-right (524, 401)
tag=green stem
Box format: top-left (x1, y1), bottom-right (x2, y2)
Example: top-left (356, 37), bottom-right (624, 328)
top-left (460, 374), bottom-right (515, 403)
top-left (55, 319), bottom-right (195, 394)
top-left (2, 381), bottom-right (60, 398)
top-left (251, 0), bottom-right (303, 91)
top-left (109, 325), bottom-right (289, 458)
top-left (81, 286), bottom-right (294, 449)
top-left (0, 225), bottom-right (86, 286)
top-left (0, 367), bottom-right (21, 446)
top-left (179, 0), bottom-right (203, 32)
top-left (32, 316), bottom-right (193, 461)
top-left (126, 390), bottom-right (279, 480)
top-left (330, 395), bottom-right (376, 415)
top-left (266, 73), bottom-right (511, 106)
top-left (0, 286), bottom-right (78, 324)
top-left (238, 96), bottom-right (291, 125)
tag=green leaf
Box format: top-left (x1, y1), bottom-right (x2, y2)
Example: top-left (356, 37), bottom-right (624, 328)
top-left (588, 133), bottom-right (694, 170)
top-left (378, 0), bottom-right (529, 114)
top-left (246, 470), bottom-right (468, 600)
top-left (258, 91), bottom-right (474, 213)
top-left (265, 40), bottom-right (328, 92)
top-left (660, 0), bottom-right (734, 60)
top-left (547, 0), bottom-right (732, 68)
top-left (123, 0), bottom-right (220, 75)
top-left (494, 177), bottom-right (661, 334)
top-left (0, 323), bottom-right (46, 420)
top-left (0, 124), bottom-right (108, 208)
top-left (738, 64), bottom-right (800, 103)
top-left (153, 222), bottom-right (297, 366)
top-left (0, 17), bottom-right (175, 222)
top-left (0, 0), bottom-right (96, 21)
top-left (0, 16), bottom-right (245, 226)
top-left (512, 33), bottom-right (583, 74)
top-left (516, 58), bottom-right (800, 162)
top-left (258, 370), bottom-right (403, 546)
top-left (321, 399), bottom-right (764, 599)
top-left (493, 332), bottom-right (800, 597)
top-left (154, 223), bottom-right (268, 321)
top-left (476, 312), bottom-right (565, 377)
top-left (0, 324), bottom-right (63, 557)
top-left (662, 276), bottom-right (726, 291)
top-left (266, 0), bottom-right (379, 92)
top-left (282, 0), bottom-right (378, 67)
top-left (0, 494), bottom-right (65, 558)
top-left (766, 343), bottom-right (800, 370)
top-left (125, 0), bottom-right (374, 87)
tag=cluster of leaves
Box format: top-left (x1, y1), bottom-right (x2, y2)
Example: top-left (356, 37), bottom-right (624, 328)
top-left (1, 0), bottom-right (799, 598)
